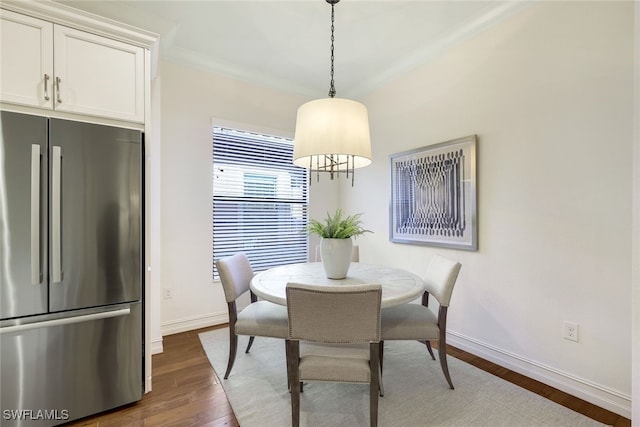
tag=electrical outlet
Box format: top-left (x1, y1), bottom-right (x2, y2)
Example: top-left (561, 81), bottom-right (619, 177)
top-left (563, 321), bottom-right (579, 342)
top-left (164, 288), bottom-right (173, 299)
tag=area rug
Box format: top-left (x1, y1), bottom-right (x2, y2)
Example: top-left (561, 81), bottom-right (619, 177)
top-left (199, 328), bottom-right (605, 427)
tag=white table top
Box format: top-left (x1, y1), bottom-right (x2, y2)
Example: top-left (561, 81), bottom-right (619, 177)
top-left (250, 262), bottom-right (425, 308)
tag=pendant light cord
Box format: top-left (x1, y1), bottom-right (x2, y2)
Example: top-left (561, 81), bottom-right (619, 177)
top-left (328, 2), bottom-right (336, 98)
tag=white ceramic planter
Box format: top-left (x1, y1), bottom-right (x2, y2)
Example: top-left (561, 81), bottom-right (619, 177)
top-left (320, 237), bottom-right (353, 279)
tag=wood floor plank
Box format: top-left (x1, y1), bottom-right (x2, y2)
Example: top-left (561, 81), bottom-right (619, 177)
top-left (64, 325), bottom-right (630, 427)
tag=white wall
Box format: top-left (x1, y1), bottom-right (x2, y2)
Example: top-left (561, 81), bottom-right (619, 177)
top-left (343, 1), bottom-right (633, 417)
top-left (153, 0), bottom-right (634, 418)
top-left (158, 60), bottom-right (314, 334)
top-left (632, 2), bottom-right (639, 423)
top-left (147, 74), bottom-right (163, 359)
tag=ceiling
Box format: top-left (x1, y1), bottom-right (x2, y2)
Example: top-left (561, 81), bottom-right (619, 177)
top-left (56, 1), bottom-right (532, 99)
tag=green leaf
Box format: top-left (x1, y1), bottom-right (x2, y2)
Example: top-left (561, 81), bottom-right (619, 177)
top-left (306, 209), bottom-right (372, 239)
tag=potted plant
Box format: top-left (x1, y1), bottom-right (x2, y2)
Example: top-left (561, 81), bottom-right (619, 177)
top-left (307, 209), bottom-right (371, 279)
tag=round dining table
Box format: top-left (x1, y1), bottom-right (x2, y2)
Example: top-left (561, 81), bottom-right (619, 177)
top-left (250, 262), bottom-right (425, 308)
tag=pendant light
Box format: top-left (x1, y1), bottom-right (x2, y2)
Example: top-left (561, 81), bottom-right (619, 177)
top-left (293, 0), bottom-right (372, 185)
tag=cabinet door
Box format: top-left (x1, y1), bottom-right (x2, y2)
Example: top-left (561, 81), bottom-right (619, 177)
top-left (0, 10), bottom-right (54, 109)
top-left (54, 25), bottom-right (144, 123)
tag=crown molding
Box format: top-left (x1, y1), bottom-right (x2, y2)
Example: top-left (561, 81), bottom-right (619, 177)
top-left (1, 0), bottom-right (157, 48)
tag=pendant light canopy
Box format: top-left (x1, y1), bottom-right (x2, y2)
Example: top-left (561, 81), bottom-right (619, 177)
top-left (293, 0), bottom-right (372, 185)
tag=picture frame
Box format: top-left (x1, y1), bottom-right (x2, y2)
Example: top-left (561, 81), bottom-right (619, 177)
top-left (389, 135), bottom-right (477, 251)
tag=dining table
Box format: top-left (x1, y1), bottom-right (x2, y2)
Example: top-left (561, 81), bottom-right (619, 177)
top-left (250, 262), bottom-right (425, 308)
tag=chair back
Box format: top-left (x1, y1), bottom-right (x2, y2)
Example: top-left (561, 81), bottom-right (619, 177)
top-left (424, 255), bottom-right (462, 307)
top-left (216, 253), bottom-right (254, 303)
top-left (286, 283), bottom-right (381, 343)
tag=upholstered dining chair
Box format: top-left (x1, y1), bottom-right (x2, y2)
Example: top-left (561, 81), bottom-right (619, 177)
top-left (216, 253), bottom-right (289, 379)
top-left (380, 254), bottom-right (462, 389)
top-left (314, 244), bottom-right (360, 262)
top-left (285, 283), bottom-right (382, 427)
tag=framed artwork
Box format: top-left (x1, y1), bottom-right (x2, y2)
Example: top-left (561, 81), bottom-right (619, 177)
top-left (389, 135), bottom-right (477, 250)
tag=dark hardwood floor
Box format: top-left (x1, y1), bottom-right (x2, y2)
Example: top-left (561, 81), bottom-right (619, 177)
top-left (67, 325), bottom-right (630, 427)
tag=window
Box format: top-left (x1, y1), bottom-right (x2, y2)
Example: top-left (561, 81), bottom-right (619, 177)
top-left (213, 126), bottom-right (309, 277)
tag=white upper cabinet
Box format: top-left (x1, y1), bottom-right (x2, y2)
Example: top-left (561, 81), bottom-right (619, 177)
top-left (0, 10), bottom-right (54, 109)
top-left (1, 9), bottom-right (145, 123)
top-left (53, 25), bottom-right (144, 122)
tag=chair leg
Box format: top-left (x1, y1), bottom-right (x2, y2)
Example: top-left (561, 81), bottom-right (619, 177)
top-left (245, 336), bottom-right (255, 353)
top-left (370, 343), bottom-right (380, 427)
top-left (285, 341), bottom-right (291, 390)
top-left (224, 330), bottom-right (238, 380)
top-left (370, 378), bottom-right (379, 427)
top-left (425, 340), bottom-right (436, 360)
top-left (289, 342), bottom-right (301, 427)
top-left (438, 335), bottom-right (454, 389)
top-left (377, 342), bottom-right (384, 397)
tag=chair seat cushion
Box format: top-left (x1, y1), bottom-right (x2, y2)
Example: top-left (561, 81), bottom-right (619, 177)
top-left (235, 301), bottom-right (289, 338)
top-left (381, 303), bottom-right (440, 340)
top-left (299, 343), bottom-right (371, 383)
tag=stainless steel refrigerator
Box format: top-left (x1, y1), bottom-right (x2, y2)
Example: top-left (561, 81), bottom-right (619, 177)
top-left (0, 111), bottom-right (143, 426)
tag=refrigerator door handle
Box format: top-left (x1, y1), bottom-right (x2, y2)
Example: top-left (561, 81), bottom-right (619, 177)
top-left (0, 307), bottom-right (131, 334)
top-left (52, 145), bottom-right (62, 283)
top-left (31, 144), bottom-right (42, 285)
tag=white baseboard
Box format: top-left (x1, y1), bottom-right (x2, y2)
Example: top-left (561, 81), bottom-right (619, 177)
top-left (145, 374), bottom-right (152, 393)
top-left (161, 311), bottom-right (228, 336)
top-left (447, 331), bottom-right (631, 419)
top-left (151, 336), bottom-right (164, 355)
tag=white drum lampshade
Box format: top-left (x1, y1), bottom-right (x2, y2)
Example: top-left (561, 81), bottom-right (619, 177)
top-left (293, 97), bottom-right (372, 171)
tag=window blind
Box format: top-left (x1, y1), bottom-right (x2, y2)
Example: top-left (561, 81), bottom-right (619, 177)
top-left (213, 126), bottom-right (309, 277)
